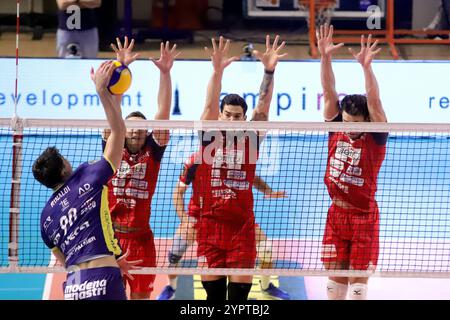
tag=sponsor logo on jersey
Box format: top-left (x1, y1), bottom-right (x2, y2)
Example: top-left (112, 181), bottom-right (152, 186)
top-left (64, 279), bottom-right (107, 300)
top-left (78, 183), bottom-right (93, 197)
top-left (43, 216), bottom-right (53, 231)
top-left (65, 235), bottom-right (96, 261)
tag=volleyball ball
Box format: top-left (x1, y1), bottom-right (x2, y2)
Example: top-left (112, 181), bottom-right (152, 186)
top-left (108, 61), bottom-right (132, 95)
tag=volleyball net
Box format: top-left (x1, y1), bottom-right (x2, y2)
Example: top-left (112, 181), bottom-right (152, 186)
top-left (1, 118), bottom-right (450, 278)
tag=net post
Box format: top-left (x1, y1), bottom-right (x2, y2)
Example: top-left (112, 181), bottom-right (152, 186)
top-left (386, 0), bottom-right (399, 59)
top-left (309, 0), bottom-right (319, 58)
top-left (8, 116), bottom-right (24, 271)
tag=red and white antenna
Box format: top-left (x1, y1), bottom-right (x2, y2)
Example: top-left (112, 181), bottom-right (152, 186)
top-left (14, 0), bottom-right (20, 116)
top-left (9, 0), bottom-right (22, 271)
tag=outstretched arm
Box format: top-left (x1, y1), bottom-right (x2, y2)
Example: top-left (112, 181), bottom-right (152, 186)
top-left (349, 35), bottom-right (387, 122)
top-left (254, 175), bottom-right (287, 199)
top-left (91, 61), bottom-right (126, 171)
top-left (318, 24), bottom-right (345, 121)
top-left (151, 41), bottom-right (181, 145)
top-left (252, 35), bottom-right (287, 121)
top-left (104, 36), bottom-right (140, 146)
top-left (201, 37), bottom-right (239, 120)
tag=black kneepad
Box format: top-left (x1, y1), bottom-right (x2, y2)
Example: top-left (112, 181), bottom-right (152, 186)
top-left (227, 282), bottom-right (252, 301)
top-left (201, 277), bottom-right (227, 301)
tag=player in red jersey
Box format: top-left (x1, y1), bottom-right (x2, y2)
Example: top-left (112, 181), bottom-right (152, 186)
top-left (318, 24), bottom-right (388, 300)
top-left (195, 35), bottom-right (287, 301)
top-left (156, 153), bottom-right (290, 300)
top-left (102, 37), bottom-right (180, 299)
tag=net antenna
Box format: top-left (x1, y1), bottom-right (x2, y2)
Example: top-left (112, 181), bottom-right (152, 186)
top-left (297, 0), bottom-right (337, 29)
top-left (9, 0), bottom-right (22, 272)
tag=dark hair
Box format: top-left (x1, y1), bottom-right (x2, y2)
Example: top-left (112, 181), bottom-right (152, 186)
top-left (32, 147), bottom-right (65, 189)
top-left (126, 111), bottom-right (147, 120)
top-left (340, 94), bottom-right (369, 120)
top-left (220, 94), bottom-right (248, 115)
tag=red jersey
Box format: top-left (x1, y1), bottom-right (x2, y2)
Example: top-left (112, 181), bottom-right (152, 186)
top-left (196, 131), bottom-right (261, 223)
top-left (324, 131), bottom-right (387, 212)
top-left (106, 134), bottom-right (166, 228)
top-left (178, 153), bottom-right (201, 219)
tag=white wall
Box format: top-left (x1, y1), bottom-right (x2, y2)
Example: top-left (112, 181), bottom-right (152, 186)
top-left (1, 58), bottom-right (450, 123)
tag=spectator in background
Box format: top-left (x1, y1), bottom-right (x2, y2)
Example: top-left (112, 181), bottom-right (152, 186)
top-left (56, 0), bottom-right (102, 58)
top-left (424, 0), bottom-right (450, 39)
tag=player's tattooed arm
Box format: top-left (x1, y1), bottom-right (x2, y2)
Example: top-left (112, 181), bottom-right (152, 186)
top-left (251, 72), bottom-right (273, 121)
top-left (258, 72), bottom-right (274, 104)
top-left (252, 111), bottom-right (268, 121)
top-left (252, 35), bottom-right (286, 121)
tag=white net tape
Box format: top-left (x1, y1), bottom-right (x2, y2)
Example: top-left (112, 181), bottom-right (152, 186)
top-left (2, 118), bottom-right (450, 279)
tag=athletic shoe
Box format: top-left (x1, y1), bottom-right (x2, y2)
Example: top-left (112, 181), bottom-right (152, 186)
top-left (156, 285), bottom-right (176, 300)
top-left (261, 282), bottom-right (290, 300)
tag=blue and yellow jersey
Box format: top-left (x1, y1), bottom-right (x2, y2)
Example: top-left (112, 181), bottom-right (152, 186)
top-left (40, 157), bottom-right (122, 268)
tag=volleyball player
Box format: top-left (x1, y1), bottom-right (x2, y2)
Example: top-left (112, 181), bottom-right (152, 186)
top-left (102, 37), bottom-right (180, 299)
top-left (194, 35), bottom-right (286, 301)
top-left (157, 152), bottom-right (290, 300)
top-left (33, 61), bottom-right (140, 300)
top-left (317, 24), bottom-right (388, 300)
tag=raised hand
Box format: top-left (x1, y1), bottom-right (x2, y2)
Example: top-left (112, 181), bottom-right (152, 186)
top-left (205, 36), bottom-right (239, 73)
top-left (349, 35), bottom-right (382, 68)
top-left (90, 61), bottom-right (114, 92)
top-left (111, 36), bottom-right (140, 66)
top-left (317, 24), bottom-right (344, 57)
top-left (253, 35), bottom-right (287, 72)
top-left (150, 41), bottom-right (180, 74)
top-left (117, 250), bottom-right (143, 281)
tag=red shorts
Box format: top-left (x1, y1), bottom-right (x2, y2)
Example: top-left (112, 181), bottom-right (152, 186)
top-left (197, 217), bottom-right (256, 268)
top-left (115, 230), bottom-right (156, 295)
top-left (321, 204), bottom-right (379, 270)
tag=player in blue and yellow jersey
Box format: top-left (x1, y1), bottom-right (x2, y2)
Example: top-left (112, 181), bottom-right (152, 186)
top-left (33, 61), bottom-right (139, 300)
